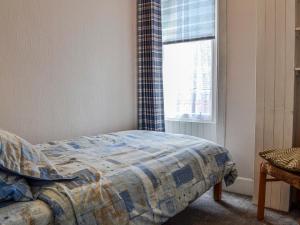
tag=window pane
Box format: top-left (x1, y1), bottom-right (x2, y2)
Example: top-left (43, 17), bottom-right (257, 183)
top-left (163, 40), bottom-right (214, 121)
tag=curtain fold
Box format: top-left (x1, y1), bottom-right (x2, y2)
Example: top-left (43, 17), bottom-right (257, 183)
top-left (137, 0), bottom-right (165, 132)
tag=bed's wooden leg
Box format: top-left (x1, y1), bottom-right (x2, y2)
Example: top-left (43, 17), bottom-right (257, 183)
top-left (257, 164), bottom-right (267, 221)
top-left (214, 182), bottom-right (222, 201)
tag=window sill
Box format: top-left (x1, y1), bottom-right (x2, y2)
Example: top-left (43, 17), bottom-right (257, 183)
top-left (165, 118), bottom-right (216, 124)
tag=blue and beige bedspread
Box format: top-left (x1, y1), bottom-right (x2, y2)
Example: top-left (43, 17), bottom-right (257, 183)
top-left (0, 130), bottom-right (237, 225)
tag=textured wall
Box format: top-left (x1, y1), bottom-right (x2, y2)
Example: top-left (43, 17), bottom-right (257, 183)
top-left (0, 0), bottom-right (137, 144)
top-left (254, 0), bottom-right (295, 211)
top-left (165, 121), bottom-right (217, 142)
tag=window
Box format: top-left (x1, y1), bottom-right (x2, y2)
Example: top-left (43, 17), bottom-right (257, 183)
top-left (162, 0), bottom-right (216, 122)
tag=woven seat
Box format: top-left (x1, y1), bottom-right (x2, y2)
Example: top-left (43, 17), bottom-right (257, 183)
top-left (260, 148), bottom-right (300, 173)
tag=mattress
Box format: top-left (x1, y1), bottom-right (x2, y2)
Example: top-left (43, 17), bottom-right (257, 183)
top-left (0, 130), bottom-right (237, 225)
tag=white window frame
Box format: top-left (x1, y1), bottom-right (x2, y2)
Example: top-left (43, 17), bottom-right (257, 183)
top-left (163, 0), bottom-right (219, 124)
top-left (216, 0), bottom-right (227, 146)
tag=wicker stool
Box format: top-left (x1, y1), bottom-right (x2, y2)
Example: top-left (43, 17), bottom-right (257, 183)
top-left (257, 162), bottom-right (300, 223)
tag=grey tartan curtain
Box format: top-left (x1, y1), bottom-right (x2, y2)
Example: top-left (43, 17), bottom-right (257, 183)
top-left (137, 0), bottom-right (165, 132)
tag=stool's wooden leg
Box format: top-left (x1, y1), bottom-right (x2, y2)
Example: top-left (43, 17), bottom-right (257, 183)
top-left (214, 182), bottom-right (222, 201)
top-left (257, 164), bottom-right (267, 221)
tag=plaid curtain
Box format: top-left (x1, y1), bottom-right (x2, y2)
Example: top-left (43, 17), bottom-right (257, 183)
top-left (137, 0), bottom-right (165, 132)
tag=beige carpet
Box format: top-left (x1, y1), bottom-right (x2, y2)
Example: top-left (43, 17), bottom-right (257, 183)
top-left (164, 191), bottom-right (299, 225)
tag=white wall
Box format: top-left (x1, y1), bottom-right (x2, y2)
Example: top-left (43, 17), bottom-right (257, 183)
top-left (0, 0), bottom-right (137, 144)
top-left (224, 0), bottom-right (257, 196)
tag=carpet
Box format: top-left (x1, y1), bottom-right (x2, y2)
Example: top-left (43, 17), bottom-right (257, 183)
top-left (164, 191), bottom-right (299, 225)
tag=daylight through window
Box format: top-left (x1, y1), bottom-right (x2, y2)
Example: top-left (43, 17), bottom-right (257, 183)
top-left (162, 0), bottom-right (216, 122)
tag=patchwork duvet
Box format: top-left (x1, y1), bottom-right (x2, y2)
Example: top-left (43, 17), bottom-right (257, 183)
top-left (0, 130), bottom-right (237, 225)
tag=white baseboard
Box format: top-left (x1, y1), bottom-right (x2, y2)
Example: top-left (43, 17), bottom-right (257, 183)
top-left (223, 176), bottom-right (254, 196)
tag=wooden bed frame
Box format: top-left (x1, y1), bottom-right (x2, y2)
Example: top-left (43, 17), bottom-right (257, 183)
top-left (214, 182), bottom-right (222, 201)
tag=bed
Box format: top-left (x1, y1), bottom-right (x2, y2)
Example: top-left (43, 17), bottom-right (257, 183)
top-left (0, 130), bottom-right (237, 225)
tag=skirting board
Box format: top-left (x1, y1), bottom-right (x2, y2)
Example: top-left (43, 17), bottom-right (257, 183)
top-left (223, 176), bottom-right (254, 196)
